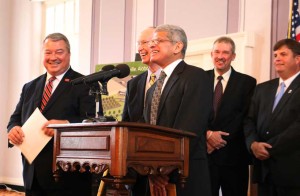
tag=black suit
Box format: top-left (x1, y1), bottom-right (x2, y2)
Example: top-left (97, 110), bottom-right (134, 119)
top-left (122, 71), bottom-right (152, 195)
top-left (122, 72), bottom-right (148, 122)
top-left (207, 68), bottom-right (256, 196)
top-left (144, 61), bottom-right (213, 196)
top-left (244, 75), bottom-right (300, 194)
top-left (7, 68), bottom-right (96, 195)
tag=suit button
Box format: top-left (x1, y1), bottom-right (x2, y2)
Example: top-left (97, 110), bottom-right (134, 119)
top-left (266, 131), bottom-right (269, 134)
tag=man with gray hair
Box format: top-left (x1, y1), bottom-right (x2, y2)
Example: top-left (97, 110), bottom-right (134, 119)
top-left (206, 36), bottom-right (256, 196)
top-left (144, 24), bottom-right (212, 196)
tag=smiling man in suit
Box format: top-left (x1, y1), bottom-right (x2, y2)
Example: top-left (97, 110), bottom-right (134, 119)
top-left (244, 38), bottom-right (300, 196)
top-left (122, 27), bottom-right (161, 122)
top-left (206, 36), bottom-right (256, 196)
top-left (144, 24), bottom-right (212, 196)
top-left (7, 33), bottom-right (96, 196)
top-left (122, 27), bottom-right (161, 196)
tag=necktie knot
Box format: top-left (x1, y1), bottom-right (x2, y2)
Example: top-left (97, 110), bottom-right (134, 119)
top-left (149, 73), bottom-right (156, 86)
top-left (280, 81), bottom-right (285, 89)
top-left (49, 76), bottom-right (56, 83)
top-left (158, 71), bottom-right (167, 81)
top-left (217, 75), bottom-right (223, 81)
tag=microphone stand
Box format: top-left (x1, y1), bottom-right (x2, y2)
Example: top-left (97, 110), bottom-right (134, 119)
top-left (82, 81), bottom-right (116, 123)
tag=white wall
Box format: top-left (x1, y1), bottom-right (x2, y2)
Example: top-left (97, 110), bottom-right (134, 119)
top-left (78, 0), bottom-right (93, 75)
top-left (0, 0), bottom-right (11, 184)
top-left (165, 0), bottom-right (228, 39)
top-left (243, 0), bottom-right (272, 83)
top-left (0, 0), bottom-right (43, 186)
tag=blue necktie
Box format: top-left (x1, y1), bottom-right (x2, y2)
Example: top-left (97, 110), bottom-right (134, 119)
top-left (272, 82), bottom-right (285, 111)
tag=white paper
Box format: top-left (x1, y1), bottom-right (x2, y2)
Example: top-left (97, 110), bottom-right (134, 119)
top-left (17, 108), bottom-right (51, 164)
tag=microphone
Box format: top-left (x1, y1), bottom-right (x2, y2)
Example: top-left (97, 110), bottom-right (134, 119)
top-left (71, 64), bottom-right (130, 85)
top-left (71, 64), bottom-right (115, 85)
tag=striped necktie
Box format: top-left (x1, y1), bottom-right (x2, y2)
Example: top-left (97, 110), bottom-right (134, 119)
top-left (40, 76), bottom-right (56, 111)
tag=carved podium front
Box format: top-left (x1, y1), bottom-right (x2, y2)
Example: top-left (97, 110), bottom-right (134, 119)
top-left (50, 122), bottom-right (196, 195)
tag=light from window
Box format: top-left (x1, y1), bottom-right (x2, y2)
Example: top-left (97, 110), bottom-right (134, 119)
top-left (45, 0), bottom-right (79, 71)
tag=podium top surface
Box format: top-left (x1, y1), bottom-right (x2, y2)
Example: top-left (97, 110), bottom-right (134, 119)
top-left (48, 121), bottom-right (196, 137)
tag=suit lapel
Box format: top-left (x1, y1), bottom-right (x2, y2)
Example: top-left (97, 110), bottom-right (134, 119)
top-left (272, 75), bottom-right (300, 115)
top-left (137, 72), bottom-right (147, 104)
top-left (42, 69), bottom-right (73, 113)
top-left (265, 80), bottom-right (278, 115)
top-left (35, 74), bottom-right (47, 110)
top-left (157, 61), bottom-right (184, 117)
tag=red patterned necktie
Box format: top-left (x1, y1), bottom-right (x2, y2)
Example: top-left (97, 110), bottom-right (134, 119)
top-left (213, 75), bottom-right (223, 116)
top-left (40, 76), bottom-right (56, 111)
top-left (150, 71), bottom-right (167, 125)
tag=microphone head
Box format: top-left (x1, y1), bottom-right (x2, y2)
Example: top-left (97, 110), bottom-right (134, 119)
top-left (115, 64), bottom-right (130, 78)
top-left (102, 64), bottom-right (115, 71)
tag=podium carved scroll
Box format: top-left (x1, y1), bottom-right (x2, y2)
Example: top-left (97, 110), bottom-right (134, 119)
top-left (50, 122), bottom-right (195, 195)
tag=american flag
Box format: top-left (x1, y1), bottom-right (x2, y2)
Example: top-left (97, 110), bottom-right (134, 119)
top-left (288, 0), bottom-right (300, 41)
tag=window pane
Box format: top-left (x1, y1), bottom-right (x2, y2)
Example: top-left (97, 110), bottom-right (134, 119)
top-left (45, 0), bottom-right (80, 70)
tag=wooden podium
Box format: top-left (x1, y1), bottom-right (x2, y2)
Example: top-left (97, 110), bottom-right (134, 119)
top-left (50, 122), bottom-right (196, 195)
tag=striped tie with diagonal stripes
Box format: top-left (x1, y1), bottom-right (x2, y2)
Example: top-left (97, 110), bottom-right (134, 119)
top-left (40, 76), bottom-right (56, 111)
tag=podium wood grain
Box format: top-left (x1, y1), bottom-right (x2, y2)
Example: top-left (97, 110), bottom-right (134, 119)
top-left (50, 122), bottom-right (195, 195)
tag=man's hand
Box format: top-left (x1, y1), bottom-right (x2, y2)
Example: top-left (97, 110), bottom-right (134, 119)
top-left (207, 130), bottom-right (229, 149)
top-left (42, 119), bottom-right (69, 137)
top-left (148, 175), bottom-right (169, 196)
top-left (207, 142), bottom-right (215, 154)
top-left (8, 126), bottom-right (24, 145)
top-left (251, 141), bottom-right (272, 160)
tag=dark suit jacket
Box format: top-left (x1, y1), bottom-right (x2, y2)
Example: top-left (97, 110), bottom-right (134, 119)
top-left (244, 74), bottom-right (300, 188)
top-left (122, 72), bottom-right (147, 122)
top-left (7, 68), bottom-right (96, 190)
top-left (144, 61), bottom-right (213, 196)
top-left (207, 68), bottom-right (256, 166)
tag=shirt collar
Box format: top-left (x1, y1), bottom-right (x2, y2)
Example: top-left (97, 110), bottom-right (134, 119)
top-left (279, 71), bottom-right (300, 88)
top-left (46, 66), bottom-right (70, 82)
top-left (147, 67), bottom-right (161, 78)
top-left (162, 59), bottom-right (183, 77)
top-left (214, 67), bottom-right (232, 82)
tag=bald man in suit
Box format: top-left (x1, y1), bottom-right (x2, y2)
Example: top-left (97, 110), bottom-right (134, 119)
top-left (122, 27), bottom-right (160, 122)
top-left (122, 27), bottom-right (161, 196)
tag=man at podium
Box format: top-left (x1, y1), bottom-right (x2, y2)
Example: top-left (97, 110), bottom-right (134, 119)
top-left (144, 24), bottom-right (213, 196)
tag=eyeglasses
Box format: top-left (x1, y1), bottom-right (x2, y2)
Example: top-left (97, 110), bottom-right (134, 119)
top-left (137, 41), bottom-right (150, 46)
top-left (148, 39), bottom-right (173, 45)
